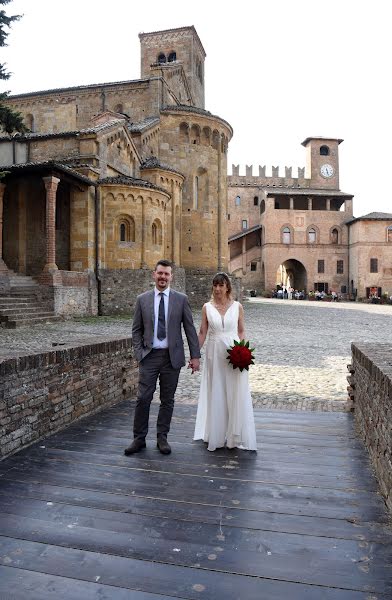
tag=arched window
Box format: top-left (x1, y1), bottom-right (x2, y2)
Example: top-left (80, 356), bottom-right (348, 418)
top-left (152, 219), bottom-right (162, 245)
top-left (308, 228), bottom-right (316, 243)
top-left (331, 228), bottom-right (339, 244)
top-left (118, 216), bottom-right (135, 242)
top-left (387, 225), bottom-right (392, 242)
top-left (179, 122), bottom-right (189, 143)
top-left (157, 53), bottom-right (166, 64)
top-left (114, 103), bottom-right (123, 114)
top-left (235, 195), bottom-right (241, 206)
top-left (320, 145), bottom-right (330, 156)
top-left (168, 51), bottom-right (176, 62)
top-left (282, 227), bottom-right (291, 244)
top-left (253, 196), bottom-right (259, 206)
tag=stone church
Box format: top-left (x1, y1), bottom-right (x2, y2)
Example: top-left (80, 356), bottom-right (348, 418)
top-left (0, 26), bottom-right (391, 326)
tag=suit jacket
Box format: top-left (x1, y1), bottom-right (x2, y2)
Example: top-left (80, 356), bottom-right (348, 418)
top-left (132, 289), bottom-right (201, 369)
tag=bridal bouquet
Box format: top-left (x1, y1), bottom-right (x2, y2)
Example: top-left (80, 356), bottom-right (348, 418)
top-left (226, 339), bottom-right (255, 372)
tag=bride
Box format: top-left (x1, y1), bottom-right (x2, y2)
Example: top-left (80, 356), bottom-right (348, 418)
top-left (193, 272), bottom-right (257, 452)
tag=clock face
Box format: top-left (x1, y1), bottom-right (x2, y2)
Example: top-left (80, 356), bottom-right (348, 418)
top-left (320, 163), bottom-right (334, 178)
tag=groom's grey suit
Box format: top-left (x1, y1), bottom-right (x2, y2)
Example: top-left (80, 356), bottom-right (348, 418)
top-left (132, 289), bottom-right (200, 441)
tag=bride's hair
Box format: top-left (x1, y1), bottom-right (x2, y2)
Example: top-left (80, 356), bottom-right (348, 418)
top-left (210, 272), bottom-right (233, 301)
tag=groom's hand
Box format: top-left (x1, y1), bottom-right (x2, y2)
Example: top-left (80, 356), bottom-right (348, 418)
top-left (188, 358), bottom-right (200, 374)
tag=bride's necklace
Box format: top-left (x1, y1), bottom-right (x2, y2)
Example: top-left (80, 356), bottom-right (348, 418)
top-left (213, 301), bottom-right (230, 313)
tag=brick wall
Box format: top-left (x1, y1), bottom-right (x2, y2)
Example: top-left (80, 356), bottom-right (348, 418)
top-left (350, 343), bottom-right (392, 512)
top-left (0, 337), bottom-right (138, 460)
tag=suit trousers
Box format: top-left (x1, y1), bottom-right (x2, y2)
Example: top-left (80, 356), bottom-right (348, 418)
top-left (133, 349), bottom-right (181, 441)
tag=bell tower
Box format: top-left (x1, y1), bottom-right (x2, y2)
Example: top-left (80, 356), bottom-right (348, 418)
top-left (139, 26), bottom-right (206, 109)
top-left (301, 137), bottom-right (343, 189)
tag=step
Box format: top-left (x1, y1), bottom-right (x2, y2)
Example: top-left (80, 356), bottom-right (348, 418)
top-left (0, 306), bottom-right (52, 316)
top-left (3, 315), bottom-right (61, 329)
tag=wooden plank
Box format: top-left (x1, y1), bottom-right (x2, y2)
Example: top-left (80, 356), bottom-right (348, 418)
top-left (0, 534), bottom-right (389, 599)
top-left (1, 482), bottom-right (390, 544)
top-left (7, 447), bottom-right (378, 492)
top-left (0, 565), bottom-right (177, 600)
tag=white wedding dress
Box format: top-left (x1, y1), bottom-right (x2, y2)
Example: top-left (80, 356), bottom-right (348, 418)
top-left (193, 301), bottom-right (257, 452)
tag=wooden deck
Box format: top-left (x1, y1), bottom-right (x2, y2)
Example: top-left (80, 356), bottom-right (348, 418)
top-left (0, 400), bottom-right (391, 599)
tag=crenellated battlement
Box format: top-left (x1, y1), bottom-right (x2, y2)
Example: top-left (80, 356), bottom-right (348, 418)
top-left (228, 164), bottom-right (307, 188)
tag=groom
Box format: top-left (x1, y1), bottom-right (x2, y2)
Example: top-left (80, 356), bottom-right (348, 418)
top-left (125, 259), bottom-right (200, 456)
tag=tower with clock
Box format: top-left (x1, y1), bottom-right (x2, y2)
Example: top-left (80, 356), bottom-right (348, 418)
top-left (301, 137), bottom-right (342, 189)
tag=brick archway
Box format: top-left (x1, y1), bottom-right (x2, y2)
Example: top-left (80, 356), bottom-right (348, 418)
top-left (277, 259), bottom-right (307, 292)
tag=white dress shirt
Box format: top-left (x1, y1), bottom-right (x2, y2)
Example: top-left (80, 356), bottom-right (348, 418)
top-left (153, 287), bottom-right (169, 348)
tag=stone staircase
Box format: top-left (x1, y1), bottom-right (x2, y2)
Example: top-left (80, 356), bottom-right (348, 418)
top-left (0, 271), bottom-right (61, 328)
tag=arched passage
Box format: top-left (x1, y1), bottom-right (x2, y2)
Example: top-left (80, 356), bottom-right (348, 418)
top-left (276, 259), bottom-right (307, 291)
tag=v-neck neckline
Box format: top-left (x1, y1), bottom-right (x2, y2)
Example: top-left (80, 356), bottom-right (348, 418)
top-left (210, 300), bottom-right (235, 319)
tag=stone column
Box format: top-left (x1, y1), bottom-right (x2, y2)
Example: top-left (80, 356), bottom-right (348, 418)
top-left (308, 197), bottom-right (313, 210)
top-left (326, 198), bottom-right (331, 211)
top-left (39, 176), bottom-right (62, 285)
top-left (242, 236), bottom-right (247, 274)
top-left (289, 197), bottom-right (294, 210)
top-left (0, 183), bottom-right (10, 293)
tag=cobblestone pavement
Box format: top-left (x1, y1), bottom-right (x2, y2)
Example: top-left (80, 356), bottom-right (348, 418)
top-left (1, 298), bottom-right (391, 411)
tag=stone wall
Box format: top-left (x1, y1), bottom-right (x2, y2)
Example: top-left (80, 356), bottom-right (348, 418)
top-left (99, 267), bottom-right (186, 314)
top-left (350, 343), bottom-right (392, 512)
top-left (0, 337), bottom-right (138, 460)
top-left (185, 268), bottom-right (242, 309)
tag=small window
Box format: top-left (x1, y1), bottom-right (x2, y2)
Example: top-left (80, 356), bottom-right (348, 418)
top-left (227, 213), bottom-right (230, 220)
top-left (250, 262), bottom-right (257, 272)
top-left (168, 52), bottom-right (176, 62)
top-left (308, 228), bottom-right (316, 243)
top-left (253, 196), bottom-right (259, 206)
top-left (242, 220), bottom-right (248, 230)
top-left (318, 259), bottom-right (325, 273)
top-left (337, 260), bottom-right (344, 274)
top-left (341, 285), bottom-right (347, 294)
top-left (282, 227), bottom-right (291, 244)
top-left (387, 225), bottom-right (392, 242)
top-left (235, 195), bottom-right (241, 206)
top-left (157, 53), bottom-right (166, 64)
top-left (370, 258), bottom-right (378, 273)
top-left (320, 145), bottom-right (330, 156)
top-left (120, 223), bottom-right (126, 242)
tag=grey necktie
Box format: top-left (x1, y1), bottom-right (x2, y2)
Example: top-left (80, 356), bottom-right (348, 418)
top-left (157, 292), bottom-right (166, 340)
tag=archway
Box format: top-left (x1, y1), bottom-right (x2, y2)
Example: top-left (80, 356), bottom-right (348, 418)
top-left (276, 259), bottom-right (307, 292)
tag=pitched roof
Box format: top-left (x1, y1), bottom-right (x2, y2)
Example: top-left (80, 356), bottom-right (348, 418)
top-left (0, 119), bottom-right (125, 142)
top-left (128, 117), bottom-right (160, 133)
top-left (229, 225), bottom-right (261, 242)
top-left (97, 175), bottom-right (169, 195)
top-left (346, 211), bottom-right (392, 224)
top-left (140, 156), bottom-right (183, 176)
top-left (0, 160), bottom-right (96, 186)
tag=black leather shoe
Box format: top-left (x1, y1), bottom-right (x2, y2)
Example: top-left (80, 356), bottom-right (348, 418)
top-left (157, 436), bottom-right (171, 455)
top-left (124, 439), bottom-right (146, 455)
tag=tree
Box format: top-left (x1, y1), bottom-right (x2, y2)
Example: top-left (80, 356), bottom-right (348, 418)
top-left (0, 0), bottom-right (27, 134)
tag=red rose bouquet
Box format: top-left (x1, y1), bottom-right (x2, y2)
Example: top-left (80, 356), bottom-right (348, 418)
top-left (226, 339), bottom-right (255, 372)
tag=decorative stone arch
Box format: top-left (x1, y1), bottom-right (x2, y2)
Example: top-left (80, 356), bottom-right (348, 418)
top-left (113, 103), bottom-right (123, 113)
top-left (281, 224), bottom-right (293, 244)
top-left (25, 113), bottom-right (35, 132)
top-left (330, 226), bottom-right (341, 244)
top-left (152, 218), bottom-right (163, 245)
top-left (157, 52), bottom-right (166, 64)
top-left (116, 193), bottom-right (125, 203)
top-left (190, 124), bottom-right (200, 145)
top-left (386, 225), bottom-right (392, 242)
top-left (118, 214), bottom-right (135, 243)
top-left (168, 51), bottom-right (176, 62)
top-left (194, 166), bottom-right (208, 210)
top-left (179, 122), bottom-right (189, 143)
top-left (277, 258), bottom-right (307, 291)
top-left (212, 129), bottom-right (220, 150)
top-left (201, 126), bottom-right (211, 146)
top-left (306, 225), bottom-right (319, 244)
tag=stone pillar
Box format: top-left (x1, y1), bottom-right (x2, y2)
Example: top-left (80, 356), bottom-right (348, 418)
top-left (242, 236), bottom-right (246, 274)
top-left (39, 176), bottom-right (62, 285)
top-left (326, 198), bottom-right (331, 211)
top-left (308, 197), bottom-right (313, 210)
top-left (0, 183), bottom-right (10, 293)
top-left (289, 197), bottom-right (294, 210)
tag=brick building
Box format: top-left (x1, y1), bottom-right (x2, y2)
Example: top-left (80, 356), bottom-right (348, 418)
top-left (228, 138), bottom-right (392, 299)
top-left (0, 26), bottom-right (232, 321)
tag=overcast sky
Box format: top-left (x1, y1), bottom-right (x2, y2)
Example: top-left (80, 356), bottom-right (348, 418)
top-left (2, 0), bottom-right (391, 217)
